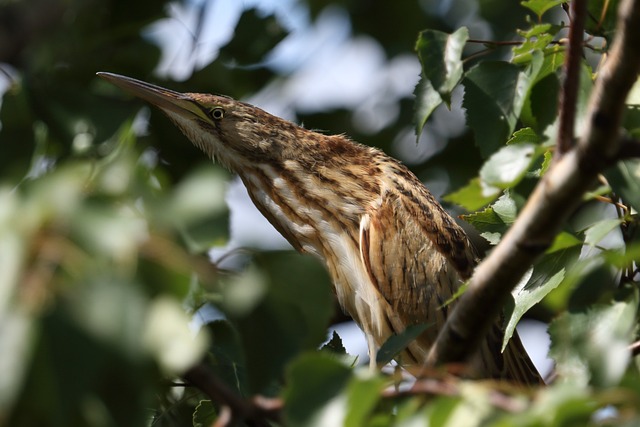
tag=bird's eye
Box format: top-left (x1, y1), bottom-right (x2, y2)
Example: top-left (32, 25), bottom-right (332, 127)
top-left (209, 107), bottom-right (225, 120)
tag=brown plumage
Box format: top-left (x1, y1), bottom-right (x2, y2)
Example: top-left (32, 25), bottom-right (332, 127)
top-left (98, 72), bottom-right (542, 384)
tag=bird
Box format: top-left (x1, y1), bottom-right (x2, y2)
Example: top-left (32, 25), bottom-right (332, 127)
top-left (97, 72), bottom-right (542, 385)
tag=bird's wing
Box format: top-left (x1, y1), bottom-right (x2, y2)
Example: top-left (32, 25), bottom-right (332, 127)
top-left (359, 187), bottom-right (542, 383)
top-left (359, 188), bottom-right (474, 362)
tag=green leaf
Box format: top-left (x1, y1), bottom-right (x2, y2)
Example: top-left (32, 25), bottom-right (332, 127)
top-left (546, 231), bottom-right (583, 254)
top-left (463, 51), bottom-right (543, 157)
top-left (444, 177), bottom-right (498, 211)
top-left (583, 218), bottom-right (623, 248)
top-left (413, 75), bottom-right (443, 139)
top-left (503, 246), bottom-right (581, 350)
top-left (193, 400), bottom-right (217, 427)
top-left (344, 374), bottom-right (388, 427)
top-left (605, 159), bottom-right (640, 212)
top-left (284, 353), bottom-right (352, 427)
top-left (415, 27), bottom-right (469, 105)
top-left (585, 0), bottom-right (620, 38)
top-left (506, 127), bottom-right (540, 145)
top-left (219, 8), bottom-right (288, 65)
top-left (143, 296), bottom-right (209, 375)
top-left (549, 286), bottom-right (638, 387)
top-left (512, 25), bottom-right (557, 65)
top-left (602, 243), bottom-right (640, 269)
top-left (462, 192), bottom-right (520, 244)
top-left (521, 0), bottom-right (567, 18)
top-left (231, 252), bottom-right (333, 393)
top-left (204, 320), bottom-right (247, 393)
top-left (462, 206), bottom-right (505, 236)
top-left (322, 331), bottom-right (348, 355)
top-left (161, 165), bottom-right (230, 252)
top-left (376, 323), bottom-right (431, 365)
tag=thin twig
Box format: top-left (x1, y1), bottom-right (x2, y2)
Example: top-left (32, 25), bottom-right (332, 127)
top-left (557, 0), bottom-right (588, 159)
top-left (384, 377), bottom-right (529, 413)
top-left (182, 362), bottom-right (282, 426)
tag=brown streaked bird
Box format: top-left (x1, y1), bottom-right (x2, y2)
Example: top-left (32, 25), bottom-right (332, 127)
top-left (97, 72), bottom-right (542, 384)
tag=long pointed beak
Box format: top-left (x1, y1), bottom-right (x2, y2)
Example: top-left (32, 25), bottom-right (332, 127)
top-left (96, 72), bottom-right (203, 119)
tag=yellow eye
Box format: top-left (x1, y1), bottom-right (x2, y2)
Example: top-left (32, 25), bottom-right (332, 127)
top-left (209, 107), bottom-right (224, 120)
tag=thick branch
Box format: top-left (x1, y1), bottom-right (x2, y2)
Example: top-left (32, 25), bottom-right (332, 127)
top-left (427, 0), bottom-right (640, 369)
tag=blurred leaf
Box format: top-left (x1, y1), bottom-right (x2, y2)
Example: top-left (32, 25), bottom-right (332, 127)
top-left (0, 306), bottom-right (34, 412)
top-left (586, 0), bottom-right (620, 38)
top-left (583, 218), bottom-right (623, 247)
top-left (344, 374), bottom-right (388, 427)
top-left (549, 286), bottom-right (638, 387)
top-left (230, 252), bottom-right (333, 394)
top-left (143, 296), bottom-right (209, 375)
top-left (9, 307), bottom-right (155, 427)
top-left (203, 320), bottom-right (247, 394)
top-left (376, 323), bottom-right (431, 366)
top-left (463, 51), bottom-right (543, 157)
top-left (219, 266), bottom-right (268, 317)
top-left (284, 353), bottom-right (352, 427)
top-left (546, 231), bottom-right (583, 254)
top-left (415, 27), bottom-right (468, 105)
top-left (602, 242), bottom-right (640, 269)
top-left (219, 8), bottom-right (288, 65)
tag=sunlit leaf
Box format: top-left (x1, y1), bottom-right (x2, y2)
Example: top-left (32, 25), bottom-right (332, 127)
top-left (415, 27), bottom-right (469, 105)
top-left (444, 177), bottom-right (498, 211)
top-left (480, 143), bottom-right (541, 190)
top-left (521, 0), bottom-right (567, 18)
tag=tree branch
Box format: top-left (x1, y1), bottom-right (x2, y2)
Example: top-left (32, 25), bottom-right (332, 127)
top-left (426, 0), bottom-right (640, 371)
top-left (182, 362), bottom-right (282, 426)
top-left (557, 0), bottom-right (587, 158)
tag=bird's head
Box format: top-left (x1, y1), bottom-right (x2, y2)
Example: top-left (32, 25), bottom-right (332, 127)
top-left (97, 72), bottom-right (301, 171)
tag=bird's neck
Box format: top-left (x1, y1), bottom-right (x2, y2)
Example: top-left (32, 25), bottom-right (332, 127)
top-left (236, 157), bottom-right (369, 257)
